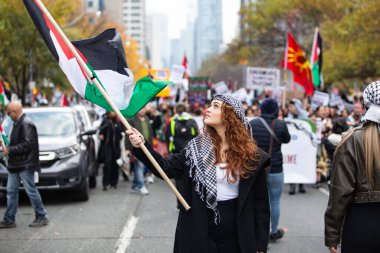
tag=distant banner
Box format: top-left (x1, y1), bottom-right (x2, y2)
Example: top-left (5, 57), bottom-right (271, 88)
top-left (282, 119), bottom-right (317, 184)
top-left (188, 77), bottom-right (210, 109)
top-left (246, 67), bottom-right (280, 90)
top-left (169, 65), bottom-right (185, 84)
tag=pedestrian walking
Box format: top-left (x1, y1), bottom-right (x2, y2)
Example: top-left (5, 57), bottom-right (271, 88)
top-left (325, 80), bottom-right (380, 253)
top-left (0, 101), bottom-right (48, 228)
top-left (98, 111), bottom-right (123, 190)
top-left (125, 106), bottom-right (153, 195)
top-left (250, 98), bottom-right (291, 243)
top-left (127, 94), bottom-right (270, 253)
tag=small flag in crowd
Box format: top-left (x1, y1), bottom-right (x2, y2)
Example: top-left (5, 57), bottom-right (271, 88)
top-left (23, 0), bottom-right (169, 118)
top-left (281, 33), bottom-right (314, 96)
top-left (0, 80), bottom-right (9, 110)
top-left (310, 28), bottom-right (323, 88)
top-left (182, 54), bottom-right (191, 79)
top-left (0, 125), bottom-right (9, 147)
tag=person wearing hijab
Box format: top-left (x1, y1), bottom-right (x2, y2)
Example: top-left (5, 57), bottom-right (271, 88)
top-left (325, 81), bottom-right (380, 253)
top-left (127, 94), bottom-right (270, 253)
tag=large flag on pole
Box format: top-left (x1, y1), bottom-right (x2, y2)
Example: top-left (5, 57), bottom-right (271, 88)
top-left (281, 33), bottom-right (314, 96)
top-left (310, 28), bottom-right (323, 88)
top-left (23, 0), bottom-right (168, 118)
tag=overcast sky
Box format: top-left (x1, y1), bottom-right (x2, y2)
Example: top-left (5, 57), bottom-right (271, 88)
top-left (146, 0), bottom-right (240, 44)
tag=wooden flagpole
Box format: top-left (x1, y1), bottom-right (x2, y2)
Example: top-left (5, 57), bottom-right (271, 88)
top-left (35, 0), bottom-right (190, 210)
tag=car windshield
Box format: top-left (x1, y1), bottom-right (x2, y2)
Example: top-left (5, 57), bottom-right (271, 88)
top-left (2, 111), bottom-right (76, 137)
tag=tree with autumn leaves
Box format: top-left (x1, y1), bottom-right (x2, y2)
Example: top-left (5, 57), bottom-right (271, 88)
top-left (225, 0), bottom-right (380, 89)
top-left (0, 0), bottom-right (146, 103)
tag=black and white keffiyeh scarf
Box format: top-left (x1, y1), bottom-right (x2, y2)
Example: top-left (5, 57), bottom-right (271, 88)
top-left (184, 94), bottom-right (251, 224)
top-left (362, 81), bottom-right (380, 130)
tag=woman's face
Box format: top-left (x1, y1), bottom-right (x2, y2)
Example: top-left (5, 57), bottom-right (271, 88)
top-left (204, 100), bottom-right (223, 128)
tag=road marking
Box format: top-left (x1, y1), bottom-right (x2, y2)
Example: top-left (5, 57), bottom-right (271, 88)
top-left (318, 187), bottom-right (329, 196)
top-left (115, 215), bottom-right (139, 253)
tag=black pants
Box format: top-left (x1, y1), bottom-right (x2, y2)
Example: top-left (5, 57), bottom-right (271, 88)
top-left (102, 149), bottom-right (119, 187)
top-left (207, 198), bottom-right (240, 253)
top-left (341, 202), bottom-right (380, 253)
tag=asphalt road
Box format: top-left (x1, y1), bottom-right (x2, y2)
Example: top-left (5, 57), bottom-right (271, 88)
top-left (0, 176), bottom-right (330, 253)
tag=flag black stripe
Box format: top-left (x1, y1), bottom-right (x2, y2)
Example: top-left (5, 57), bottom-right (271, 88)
top-left (23, 0), bottom-right (59, 62)
top-left (73, 29), bottom-right (129, 76)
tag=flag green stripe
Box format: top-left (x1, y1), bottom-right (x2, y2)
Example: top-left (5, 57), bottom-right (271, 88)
top-left (123, 76), bottom-right (168, 118)
top-left (83, 63), bottom-right (168, 119)
top-left (312, 60), bottom-right (320, 87)
top-left (1, 133), bottom-right (9, 146)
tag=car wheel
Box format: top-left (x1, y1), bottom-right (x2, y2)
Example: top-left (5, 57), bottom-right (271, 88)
top-left (76, 178), bottom-right (89, 201)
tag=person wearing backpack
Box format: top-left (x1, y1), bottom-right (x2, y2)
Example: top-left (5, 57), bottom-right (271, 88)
top-left (250, 98), bottom-right (291, 243)
top-left (166, 103), bottom-right (199, 209)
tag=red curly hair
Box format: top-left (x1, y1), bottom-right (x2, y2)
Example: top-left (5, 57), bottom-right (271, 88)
top-left (204, 102), bottom-right (259, 183)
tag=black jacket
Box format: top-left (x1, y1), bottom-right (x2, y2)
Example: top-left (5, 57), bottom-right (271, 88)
top-left (8, 114), bottom-right (40, 173)
top-left (125, 116), bottom-right (153, 149)
top-left (98, 118), bottom-right (123, 163)
top-left (132, 142), bottom-right (270, 253)
top-left (250, 115), bottom-right (290, 173)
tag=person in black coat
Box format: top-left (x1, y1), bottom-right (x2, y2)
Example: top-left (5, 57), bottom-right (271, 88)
top-left (250, 98), bottom-right (290, 242)
top-left (98, 111), bottom-right (123, 190)
top-left (127, 94), bottom-right (270, 253)
top-left (0, 101), bottom-right (48, 228)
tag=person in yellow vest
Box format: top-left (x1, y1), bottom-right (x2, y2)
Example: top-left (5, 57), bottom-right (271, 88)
top-left (166, 103), bottom-right (198, 209)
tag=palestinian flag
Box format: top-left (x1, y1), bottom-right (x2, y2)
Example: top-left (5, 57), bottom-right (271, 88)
top-left (0, 125), bottom-right (9, 146)
top-left (23, 0), bottom-right (168, 118)
top-left (0, 80), bottom-right (9, 110)
top-left (310, 29), bottom-right (323, 87)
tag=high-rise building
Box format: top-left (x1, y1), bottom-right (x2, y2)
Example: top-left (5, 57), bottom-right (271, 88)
top-left (146, 14), bottom-right (169, 69)
top-left (194, 0), bottom-right (223, 72)
top-left (100, 0), bottom-right (146, 58)
top-left (121, 0), bottom-right (146, 58)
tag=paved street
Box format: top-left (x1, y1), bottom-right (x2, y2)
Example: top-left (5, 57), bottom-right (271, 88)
top-left (0, 175), bottom-right (329, 253)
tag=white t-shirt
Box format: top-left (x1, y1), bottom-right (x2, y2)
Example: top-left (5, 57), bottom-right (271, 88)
top-left (216, 163), bottom-right (239, 201)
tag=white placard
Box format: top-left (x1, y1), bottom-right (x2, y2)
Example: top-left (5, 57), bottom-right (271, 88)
top-left (246, 67), bottom-right (280, 90)
top-left (155, 69), bottom-right (169, 80)
top-left (329, 95), bottom-right (343, 107)
top-left (213, 81), bottom-right (230, 95)
top-left (311, 91), bottom-right (329, 109)
top-left (169, 65), bottom-right (185, 84)
top-left (282, 119), bottom-right (317, 184)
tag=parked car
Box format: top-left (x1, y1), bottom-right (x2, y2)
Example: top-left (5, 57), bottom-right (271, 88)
top-left (0, 107), bottom-right (98, 201)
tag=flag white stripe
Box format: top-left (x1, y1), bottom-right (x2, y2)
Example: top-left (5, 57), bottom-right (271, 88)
top-left (50, 31), bottom-right (135, 109)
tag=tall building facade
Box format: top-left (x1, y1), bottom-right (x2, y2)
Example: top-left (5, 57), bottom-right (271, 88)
top-left (121, 0), bottom-right (146, 58)
top-left (146, 14), bottom-right (169, 69)
top-left (194, 0), bottom-right (222, 72)
top-left (85, 0), bottom-right (146, 58)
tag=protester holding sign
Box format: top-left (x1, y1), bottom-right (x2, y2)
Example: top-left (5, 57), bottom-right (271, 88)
top-left (250, 98), bottom-right (291, 242)
top-left (287, 99), bottom-right (309, 194)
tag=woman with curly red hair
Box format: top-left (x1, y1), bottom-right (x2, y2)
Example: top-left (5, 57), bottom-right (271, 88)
top-left (127, 94), bottom-right (270, 253)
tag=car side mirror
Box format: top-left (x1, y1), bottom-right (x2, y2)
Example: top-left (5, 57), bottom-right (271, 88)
top-left (80, 129), bottom-right (97, 137)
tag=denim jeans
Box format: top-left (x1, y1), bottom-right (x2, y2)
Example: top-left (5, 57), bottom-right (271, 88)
top-left (268, 172), bottom-right (284, 234)
top-left (132, 159), bottom-right (145, 190)
top-left (4, 169), bottom-right (47, 223)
